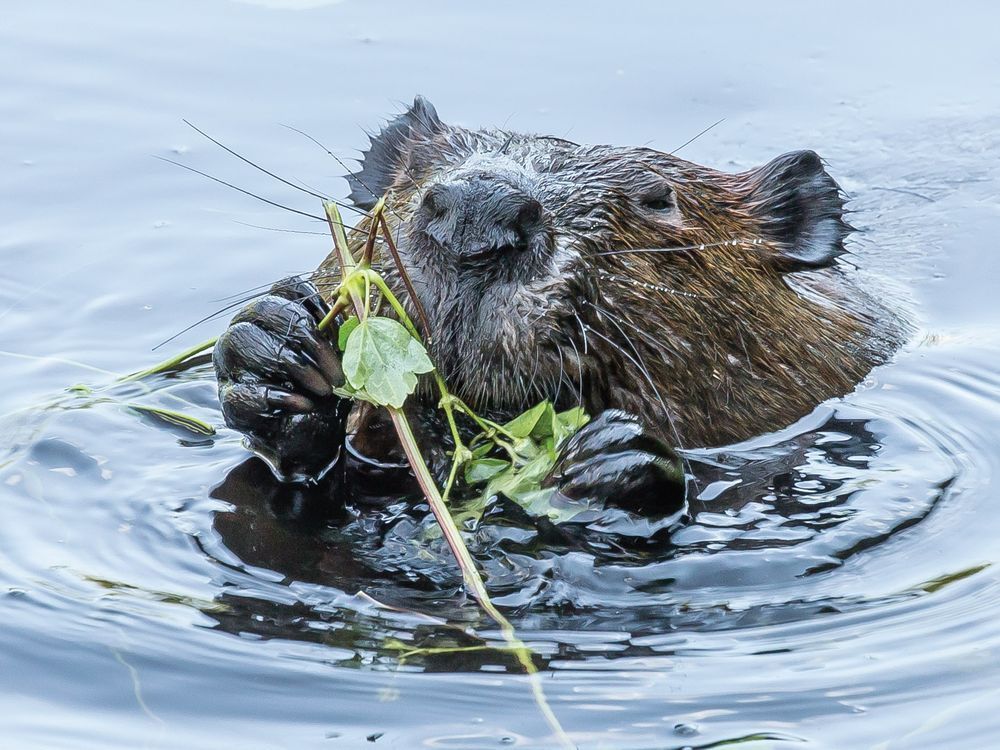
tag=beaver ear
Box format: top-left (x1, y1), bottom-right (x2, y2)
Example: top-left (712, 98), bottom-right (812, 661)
top-left (347, 96), bottom-right (444, 210)
top-left (745, 150), bottom-right (851, 272)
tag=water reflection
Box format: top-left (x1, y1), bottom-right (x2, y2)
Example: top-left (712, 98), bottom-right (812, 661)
top-left (204, 402), bottom-right (957, 656)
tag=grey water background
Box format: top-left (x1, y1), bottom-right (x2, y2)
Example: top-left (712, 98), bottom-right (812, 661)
top-left (2, 1), bottom-right (1000, 748)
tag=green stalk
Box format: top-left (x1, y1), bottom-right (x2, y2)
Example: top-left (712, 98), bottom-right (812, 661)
top-left (354, 265), bottom-right (471, 477)
top-left (63, 336), bottom-right (222, 435)
top-left (322, 200), bottom-right (574, 749)
top-left (120, 337), bottom-right (219, 382)
top-left (389, 410), bottom-right (572, 747)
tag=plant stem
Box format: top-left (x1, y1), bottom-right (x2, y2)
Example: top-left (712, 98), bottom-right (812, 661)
top-left (355, 267), bottom-right (469, 473)
top-left (321, 200), bottom-right (574, 749)
top-left (325, 203), bottom-right (364, 311)
top-left (389, 408), bottom-right (573, 749)
top-left (119, 337), bottom-right (218, 382)
top-left (317, 294), bottom-right (350, 333)
top-left (361, 196), bottom-right (386, 266)
top-left (450, 395), bottom-right (520, 442)
top-left (441, 448), bottom-right (462, 503)
top-left (377, 211), bottom-right (432, 345)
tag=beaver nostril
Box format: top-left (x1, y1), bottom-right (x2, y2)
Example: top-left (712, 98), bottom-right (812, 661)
top-left (515, 199), bottom-right (543, 229)
top-left (422, 192), bottom-right (438, 215)
top-left (503, 199), bottom-right (544, 253)
top-left (421, 184), bottom-right (452, 220)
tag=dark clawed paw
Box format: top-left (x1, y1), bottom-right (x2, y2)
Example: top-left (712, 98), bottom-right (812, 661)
top-left (214, 276), bottom-right (348, 480)
top-left (545, 410), bottom-right (687, 515)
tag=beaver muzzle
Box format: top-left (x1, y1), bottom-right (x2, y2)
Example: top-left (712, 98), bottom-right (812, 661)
top-left (419, 174), bottom-right (547, 262)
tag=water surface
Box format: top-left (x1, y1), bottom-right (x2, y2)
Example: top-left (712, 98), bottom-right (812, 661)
top-left (2, 2), bottom-right (999, 748)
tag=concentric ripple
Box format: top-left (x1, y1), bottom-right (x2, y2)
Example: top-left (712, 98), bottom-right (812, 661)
top-left (2, 336), bottom-right (997, 748)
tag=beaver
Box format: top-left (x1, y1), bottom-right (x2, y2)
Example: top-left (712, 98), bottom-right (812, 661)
top-left (213, 96), bottom-right (904, 513)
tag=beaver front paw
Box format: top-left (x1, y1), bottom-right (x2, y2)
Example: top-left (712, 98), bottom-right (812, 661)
top-left (214, 276), bottom-right (349, 481)
top-left (545, 410), bottom-right (687, 515)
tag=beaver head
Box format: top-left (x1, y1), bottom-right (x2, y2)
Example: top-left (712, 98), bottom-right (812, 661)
top-left (329, 96), bottom-right (902, 448)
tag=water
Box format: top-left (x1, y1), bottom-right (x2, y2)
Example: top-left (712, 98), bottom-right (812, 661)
top-left (2, 2), bottom-right (999, 748)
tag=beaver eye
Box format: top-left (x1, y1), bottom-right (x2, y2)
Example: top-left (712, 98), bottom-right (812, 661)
top-left (644, 197), bottom-right (672, 211)
top-left (641, 188), bottom-right (675, 212)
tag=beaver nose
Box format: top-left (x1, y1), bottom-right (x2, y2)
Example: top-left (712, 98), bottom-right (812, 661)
top-left (420, 179), bottom-right (545, 259)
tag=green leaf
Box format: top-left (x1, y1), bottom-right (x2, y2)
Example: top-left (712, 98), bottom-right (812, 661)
top-left (482, 450), bottom-right (553, 502)
top-left (503, 401), bottom-right (572, 444)
top-left (332, 383), bottom-right (362, 400)
top-left (530, 402), bottom-right (558, 441)
top-left (464, 458), bottom-right (510, 484)
top-left (517, 449), bottom-right (559, 486)
top-left (127, 404), bottom-right (216, 436)
top-left (338, 316), bottom-right (360, 352)
top-left (482, 465), bottom-right (523, 502)
top-left (556, 406), bottom-right (589, 432)
top-left (512, 436), bottom-right (543, 460)
top-left (341, 317), bottom-right (434, 408)
top-left (508, 487), bottom-right (582, 523)
top-left (553, 406), bottom-right (589, 446)
top-left (503, 401), bottom-right (550, 439)
top-left (470, 442), bottom-right (494, 459)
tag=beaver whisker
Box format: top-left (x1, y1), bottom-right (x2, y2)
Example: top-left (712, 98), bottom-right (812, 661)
top-left (595, 270), bottom-right (711, 300)
top-left (583, 300), bottom-right (662, 351)
top-left (153, 156), bottom-right (329, 223)
top-left (292, 176), bottom-right (335, 202)
top-left (519, 347), bottom-right (535, 406)
top-left (582, 321), bottom-right (699, 494)
top-left (496, 132), bottom-right (516, 156)
top-left (533, 134), bottom-right (580, 147)
top-left (668, 117), bottom-right (726, 155)
top-left (209, 268), bottom-right (320, 302)
top-left (553, 346), bottom-right (567, 407)
top-left (573, 312), bottom-right (590, 355)
top-left (527, 347), bottom-right (542, 406)
top-left (582, 323), bottom-right (683, 447)
top-left (280, 123), bottom-right (409, 226)
top-left (159, 278), bottom-right (349, 350)
top-left (181, 120), bottom-right (369, 219)
top-left (535, 354), bottom-right (559, 407)
top-left (595, 238), bottom-right (765, 258)
top-left (565, 335), bottom-right (585, 408)
top-left (231, 220), bottom-right (329, 236)
top-left (500, 352), bottom-right (510, 410)
top-left (153, 292), bottom-right (272, 350)
top-left (524, 356), bottom-right (536, 405)
top-left (582, 305), bottom-right (662, 405)
top-left (212, 267), bottom-right (370, 306)
top-left (183, 119), bottom-right (330, 203)
top-left (557, 225), bottom-right (602, 253)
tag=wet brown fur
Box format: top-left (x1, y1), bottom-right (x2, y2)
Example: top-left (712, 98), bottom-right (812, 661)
top-left (317, 103), bottom-right (906, 449)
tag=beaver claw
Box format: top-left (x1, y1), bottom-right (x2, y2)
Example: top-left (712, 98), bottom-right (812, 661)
top-left (214, 276), bottom-right (349, 481)
top-left (545, 410), bottom-right (687, 515)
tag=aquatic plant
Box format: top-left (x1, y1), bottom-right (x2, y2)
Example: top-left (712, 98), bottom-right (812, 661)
top-left (319, 198), bottom-right (578, 747)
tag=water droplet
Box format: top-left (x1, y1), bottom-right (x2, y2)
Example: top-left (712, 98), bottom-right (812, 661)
top-left (674, 722), bottom-right (699, 737)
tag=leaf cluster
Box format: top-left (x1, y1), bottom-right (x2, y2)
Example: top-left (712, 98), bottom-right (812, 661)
top-left (463, 402), bottom-right (589, 522)
top-left (333, 306), bottom-right (590, 519)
